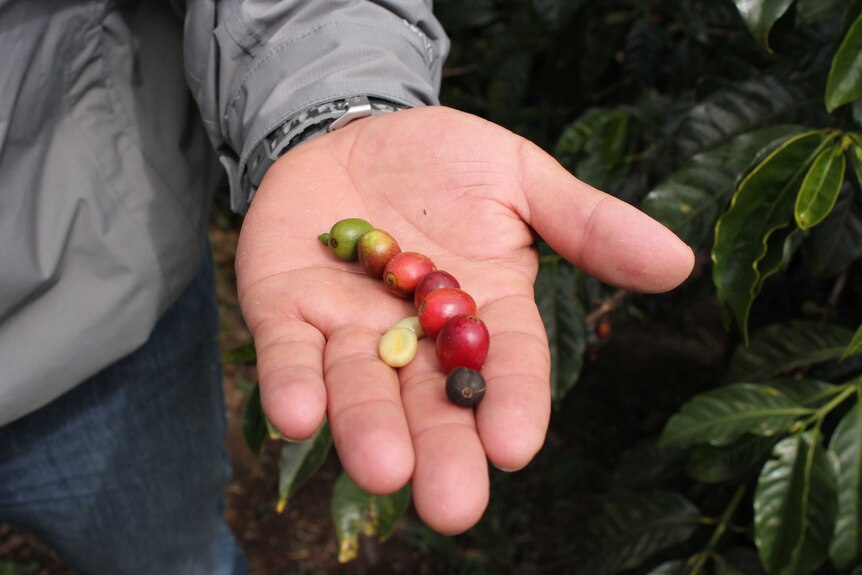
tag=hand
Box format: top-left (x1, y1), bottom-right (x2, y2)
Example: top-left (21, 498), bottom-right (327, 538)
top-left (235, 106), bottom-right (694, 534)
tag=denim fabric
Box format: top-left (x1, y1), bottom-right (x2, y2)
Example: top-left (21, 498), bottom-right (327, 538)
top-left (0, 252), bottom-right (247, 575)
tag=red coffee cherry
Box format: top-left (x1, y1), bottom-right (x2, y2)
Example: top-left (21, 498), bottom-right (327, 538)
top-left (413, 270), bottom-right (460, 309)
top-left (357, 229), bottom-right (401, 278)
top-left (435, 314), bottom-right (490, 373)
top-left (418, 288), bottom-right (477, 340)
top-left (383, 252), bottom-right (436, 299)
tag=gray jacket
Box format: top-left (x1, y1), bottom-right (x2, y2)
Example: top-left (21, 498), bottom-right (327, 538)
top-left (0, 0), bottom-right (448, 425)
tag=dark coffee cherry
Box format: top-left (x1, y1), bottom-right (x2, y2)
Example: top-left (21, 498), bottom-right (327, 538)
top-left (445, 367), bottom-right (486, 408)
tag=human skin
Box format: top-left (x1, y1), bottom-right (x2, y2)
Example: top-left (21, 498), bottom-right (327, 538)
top-left (235, 106), bottom-right (695, 535)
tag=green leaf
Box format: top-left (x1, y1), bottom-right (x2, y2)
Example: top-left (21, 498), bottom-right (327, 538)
top-left (728, 321), bottom-right (855, 382)
top-left (713, 131), bottom-right (828, 340)
top-left (797, 0), bottom-right (850, 25)
top-left (659, 384), bottom-right (809, 449)
top-left (807, 184), bottom-right (862, 278)
top-left (642, 126), bottom-right (807, 250)
top-left (754, 226), bottom-right (807, 295)
top-left (555, 107), bottom-right (633, 190)
top-left (532, 0), bottom-right (583, 30)
top-left (732, 0), bottom-right (795, 51)
top-left (579, 491), bottom-right (700, 574)
top-left (277, 421), bottom-right (332, 513)
top-left (846, 324), bottom-right (862, 359)
top-left (331, 472), bottom-right (411, 563)
top-left (242, 384), bottom-right (267, 456)
top-left (795, 142), bottom-right (847, 230)
top-left (754, 431), bottom-right (838, 575)
top-left (826, 12), bottom-right (862, 112)
top-left (849, 138), bottom-right (862, 188)
top-left (673, 77), bottom-right (809, 162)
top-left (829, 402), bottom-right (862, 568)
top-left (766, 377), bottom-right (841, 407)
top-left (686, 434), bottom-right (777, 484)
top-left (535, 254), bottom-right (586, 407)
top-left (0, 562), bottom-right (40, 575)
top-left (221, 341), bottom-right (257, 365)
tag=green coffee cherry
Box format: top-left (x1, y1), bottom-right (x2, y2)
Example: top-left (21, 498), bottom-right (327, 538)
top-left (326, 218), bottom-right (373, 261)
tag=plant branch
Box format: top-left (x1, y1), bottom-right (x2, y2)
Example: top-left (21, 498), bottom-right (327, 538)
top-left (688, 485), bottom-right (747, 575)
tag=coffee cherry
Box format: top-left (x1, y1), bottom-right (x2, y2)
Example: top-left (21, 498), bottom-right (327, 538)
top-left (436, 314), bottom-right (490, 373)
top-left (418, 288), bottom-right (478, 339)
top-left (383, 252), bottom-right (436, 299)
top-left (413, 270), bottom-right (460, 309)
top-left (357, 229), bottom-right (401, 278)
top-left (391, 316), bottom-right (426, 339)
top-left (326, 218), bottom-right (373, 261)
top-left (378, 327), bottom-right (418, 368)
top-left (445, 367), bottom-right (486, 407)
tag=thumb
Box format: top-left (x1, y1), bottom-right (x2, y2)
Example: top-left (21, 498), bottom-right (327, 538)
top-left (518, 140), bottom-right (695, 293)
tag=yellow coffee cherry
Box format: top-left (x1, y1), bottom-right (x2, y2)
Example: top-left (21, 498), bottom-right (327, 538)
top-left (378, 327), bottom-right (419, 368)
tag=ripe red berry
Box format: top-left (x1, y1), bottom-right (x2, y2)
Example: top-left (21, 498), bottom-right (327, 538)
top-left (418, 288), bottom-right (477, 339)
top-left (436, 314), bottom-right (490, 373)
top-left (413, 270), bottom-right (460, 309)
top-left (357, 229), bottom-right (401, 278)
top-left (383, 252), bottom-right (436, 299)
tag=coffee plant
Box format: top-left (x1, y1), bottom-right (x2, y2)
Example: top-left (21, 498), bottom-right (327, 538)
top-left (231, 0), bottom-right (862, 571)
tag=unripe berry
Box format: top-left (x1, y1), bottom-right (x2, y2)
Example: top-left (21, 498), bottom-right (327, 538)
top-left (378, 327), bottom-right (419, 368)
top-left (417, 288), bottom-right (477, 339)
top-left (383, 252), bottom-right (436, 299)
top-left (413, 270), bottom-right (460, 309)
top-left (357, 229), bottom-right (401, 278)
top-left (435, 314), bottom-right (490, 373)
top-left (325, 218), bottom-right (373, 261)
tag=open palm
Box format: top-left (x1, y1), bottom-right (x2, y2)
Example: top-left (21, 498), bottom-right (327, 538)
top-left (235, 106), bottom-right (693, 534)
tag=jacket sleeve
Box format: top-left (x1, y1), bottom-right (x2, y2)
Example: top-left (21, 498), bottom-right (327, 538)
top-left (181, 1), bottom-right (449, 213)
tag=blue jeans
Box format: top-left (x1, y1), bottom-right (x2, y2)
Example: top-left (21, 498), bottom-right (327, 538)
top-left (0, 252), bottom-right (247, 575)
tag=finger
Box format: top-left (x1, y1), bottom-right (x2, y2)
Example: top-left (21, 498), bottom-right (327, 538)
top-left (254, 316), bottom-right (328, 440)
top-left (400, 345), bottom-right (490, 535)
top-left (473, 292), bottom-right (552, 472)
top-left (517, 140), bottom-right (695, 293)
top-left (324, 325), bottom-right (415, 495)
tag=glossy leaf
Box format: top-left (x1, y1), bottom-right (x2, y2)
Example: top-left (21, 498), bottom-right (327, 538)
top-left (797, 0), bottom-right (849, 25)
top-left (732, 0), bottom-right (795, 51)
top-left (331, 472), bottom-right (411, 563)
top-left (754, 431), bottom-right (838, 575)
top-left (672, 77), bottom-right (808, 162)
top-left (795, 141), bottom-right (846, 230)
top-left (642, 125), bottom-right (806, 250)
top-left (556, 107), bottom-right (633, 189)
top-left (826, 12), bottom-right (862, 112)
top-left (846, 324), bottom-right (862, 359)
top-left (535, 254), bottom-right (586, 407)
top-left (659, 384), bottom-right (809, 449)
top-left (242, 384), bottom-right (267, 456)
top-left (713, 131), bottom-right (827, 340)
top-left (766, 377), bottom-right (841, 407)
top-left (727, 321), bottom-right (855, 382)
top-left (829, 402), bottom-right (862, 568)
top-left (686, 434), bottom-right (777, 484)
top-left (579, 491), bottom-right (700, 574)
top-left (277, 421), bottom-right (332, 513)
top-left (807, 184), bottom-right (862, 278)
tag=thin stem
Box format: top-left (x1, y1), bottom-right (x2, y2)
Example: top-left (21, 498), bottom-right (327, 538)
top-left (689, 486), bottom-right (747, 575)
top-left (790, 383), bottom-right (857, 432)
